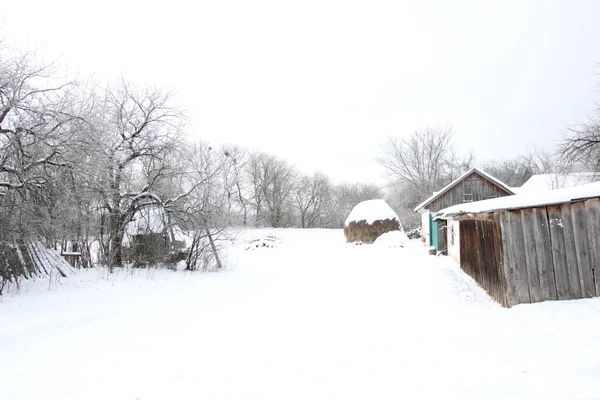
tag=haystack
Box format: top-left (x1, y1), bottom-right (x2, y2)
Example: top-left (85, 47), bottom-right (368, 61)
top-left (344, 199), bottom-right (401, 244)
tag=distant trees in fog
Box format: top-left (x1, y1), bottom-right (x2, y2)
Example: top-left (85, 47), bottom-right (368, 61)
top-left (219, 148), bottom-right (384, 230)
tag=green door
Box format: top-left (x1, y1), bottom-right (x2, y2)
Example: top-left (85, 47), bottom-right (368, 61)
top-left (429, 213), bottom-right (439, 251)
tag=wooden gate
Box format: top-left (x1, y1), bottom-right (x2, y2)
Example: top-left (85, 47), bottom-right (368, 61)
top-left (459, 219), bottom-right (508, 306)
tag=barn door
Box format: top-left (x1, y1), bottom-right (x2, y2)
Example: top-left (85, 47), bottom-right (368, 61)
top-left (459, 219), bottom-right (507, 306)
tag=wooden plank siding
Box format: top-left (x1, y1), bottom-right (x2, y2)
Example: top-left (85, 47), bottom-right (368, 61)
top-left (499, 212), bottom-right (517, 306)
top-left (507, 210), bottom-right (532, 304)
top-left (455, 199), bottom-right (599, 307)
top-left (428, 171), bottom-right (513, 213)
top-left (459, 219), bottom-right (508, 307)
top-left (586, 199), bottom-right (600, 296)
top-left (560, 204), bottom-right (583, 298)
top-left (572, 201), bottom-right (595, 297)
top-left (547, 205), bottom-right (571, 300)
top-left (521, 209), bottom-right (543, 303)
top-left (532, 207), bottom-right (557, 301)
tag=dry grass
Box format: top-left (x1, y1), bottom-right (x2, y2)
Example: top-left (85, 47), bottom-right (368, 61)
top-left (344, 219), bottom-right (400, 244)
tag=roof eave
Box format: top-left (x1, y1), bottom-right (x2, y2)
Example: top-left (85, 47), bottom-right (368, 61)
top-left (435, 195), bottom-right (600, 221)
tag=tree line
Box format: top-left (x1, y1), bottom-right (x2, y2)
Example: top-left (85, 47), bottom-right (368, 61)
top-left (0, 43), bottom-right (386, 281)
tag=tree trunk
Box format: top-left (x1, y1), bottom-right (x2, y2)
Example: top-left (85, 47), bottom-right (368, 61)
top-left (108, 212), bottom-right (125, 272)
top-left (185, 236), bottom-right (199, 271)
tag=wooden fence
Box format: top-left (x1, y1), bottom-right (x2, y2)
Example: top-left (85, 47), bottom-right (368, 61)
top-left (1, 241), bottom-right (74, 289)
top-left (458, 198), bottom-right (600, 307)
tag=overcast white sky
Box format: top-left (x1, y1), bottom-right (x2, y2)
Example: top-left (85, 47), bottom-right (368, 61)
top-left (3, 0), bottom-right (600, 184)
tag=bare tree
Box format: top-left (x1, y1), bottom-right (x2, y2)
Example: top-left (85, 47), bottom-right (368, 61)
top-left (221, 144), bottom-right (250, 226)
top-left (168, 142), bottom-right (226, 271)
top-left (0, 44), bottom-right (86, 245)
top-left (561, 107), bottom-right (600, 170)
top-left (0, 46), bottom-right (80, 202)
top-left (377, 124), bottom-right (470, 210)
top-left (481, 157), bottom-right (534, 187)
top-left (445, 148), bottom-right (475, 181)
top-left (294, 172), bottom-right (332, 228)
top-left (246, 151), bottom-right (297, 227)
top-left (0, 44), bottom-right (96, 286)
top-left (79, 80), bottom-right (184, 271)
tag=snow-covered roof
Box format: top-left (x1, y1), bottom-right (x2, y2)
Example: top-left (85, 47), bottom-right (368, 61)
top-left (413, 168), bottom-right (514, 212)
top-left (125, 205), bottom-right (188, 243)
top-left (435, 181), bottom-right (600, 220)
top-left (345, 199), bottom-right (399, 226)
top-left (127, 206), bottom-right (168, 235)
top-left (509, 186), bottom-right (522, 194)
top-left (520, 172), bottom-right (599, 192)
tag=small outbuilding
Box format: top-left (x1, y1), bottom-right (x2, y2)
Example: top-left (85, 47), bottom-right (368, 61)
top-left (435, 182), bottom-right (600, 307)
top-left (344, 199), bottom-right (401, 244)
top-left (414, 168), bottom-right (515, 254)
top-left (125, 206), bottom-right (188, 265)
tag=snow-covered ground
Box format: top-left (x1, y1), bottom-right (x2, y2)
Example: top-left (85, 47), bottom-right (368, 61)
top-left (2, 229), bottom-right (600, 400)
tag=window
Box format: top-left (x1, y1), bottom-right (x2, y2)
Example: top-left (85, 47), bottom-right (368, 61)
top-left (463, 185), bottom-right (473, 202)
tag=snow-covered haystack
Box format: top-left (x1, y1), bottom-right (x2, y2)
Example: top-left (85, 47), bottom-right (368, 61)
top-left (373, 230), bottom-right (408, 247)
top-left (344, 199), bottom-right (401, 244)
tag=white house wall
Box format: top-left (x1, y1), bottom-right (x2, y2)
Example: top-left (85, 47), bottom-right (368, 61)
top-left (447, 219), bottom-right (460, 264)
top-left (421, 212), bottom-right (431, 246)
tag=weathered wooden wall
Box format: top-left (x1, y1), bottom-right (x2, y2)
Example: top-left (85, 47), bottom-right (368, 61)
top-left (130, 233), bottom-right (187, 265)
top-left (459, 219), bottom-right (508, 306)
top-left (458, 199), bottom-right (600, 307)
top-left (428, 171), bottom-right (512, 212)
top-left (131, 233), bottom-right (168, 265)
top-left (499, 200), bottom-right (600, 306)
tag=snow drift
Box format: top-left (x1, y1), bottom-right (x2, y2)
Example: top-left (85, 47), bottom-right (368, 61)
top-left (373, 230), bottom-right (408, 247)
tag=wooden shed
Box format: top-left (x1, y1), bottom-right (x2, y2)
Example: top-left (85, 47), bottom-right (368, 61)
top-left (414, 168), bottom-right (514, 254)
top-left (435, 182), bottom-right (600, 307)
top-left (125, 205), bottom-right (188, 265)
